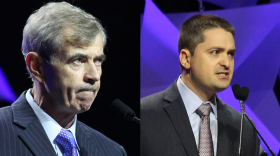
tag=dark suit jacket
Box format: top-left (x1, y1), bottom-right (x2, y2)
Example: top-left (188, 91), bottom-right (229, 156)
top-left (141, 81), bottom-right (260, 156)
top-left (0, 91), bottom-right (127, 156)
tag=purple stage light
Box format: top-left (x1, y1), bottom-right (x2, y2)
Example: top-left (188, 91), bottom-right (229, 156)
top-left (141, 0), bottom-right (181, 97)
top-left (0, 66), bottom-right (17, 103)
top-left (203, 0), bottom-right (258, 8)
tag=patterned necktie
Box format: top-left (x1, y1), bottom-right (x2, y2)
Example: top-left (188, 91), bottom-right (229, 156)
top-left (196, 103), bottom-right (214, 156)
top-left (55, 129), bottom-right (78, 156)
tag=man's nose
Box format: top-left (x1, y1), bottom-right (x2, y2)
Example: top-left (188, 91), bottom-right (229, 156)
top-left (84, 63), bottom-right (100, 85)
top-left (219, 54), bottom-right (231, 69)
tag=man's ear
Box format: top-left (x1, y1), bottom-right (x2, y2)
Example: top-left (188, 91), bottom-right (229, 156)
top-left (25, 52), bottom-right (45, 83)
top-left (179, 49), bottom-right (191, 69)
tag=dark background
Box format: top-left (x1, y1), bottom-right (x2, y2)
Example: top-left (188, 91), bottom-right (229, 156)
top-left (0, 0), bottom-right (139, 155)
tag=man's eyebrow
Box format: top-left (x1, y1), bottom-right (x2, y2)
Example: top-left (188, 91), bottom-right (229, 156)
top-left (207, 47), bottom-right (236, 52)
top-left (94, 54), bottom-right (107, 62)
top-left (228, 49), bottom-right (236, 53)
top-left (67, 53), bottom-right (107, 63)
top-left (67, 53), bottom-right (89, 63)
top-left (207, 47), bottom-right (225, 51)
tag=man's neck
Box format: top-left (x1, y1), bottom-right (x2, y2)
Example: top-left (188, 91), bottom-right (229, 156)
top-left (31, 87), bottom-right (75, 129)
top-left (180, 74), bottom-right (215, 102)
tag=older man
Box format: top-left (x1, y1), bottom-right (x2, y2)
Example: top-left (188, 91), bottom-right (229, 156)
top-left (0, 2), bottom-right (126, 156)
top-left (141, 14), bottom-right (262, 156)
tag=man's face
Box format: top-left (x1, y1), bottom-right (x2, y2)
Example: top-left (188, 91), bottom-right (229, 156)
top-left (189, 28), bottom-right (235, 95)
top-left (44, 34), bottom-right (105, 114)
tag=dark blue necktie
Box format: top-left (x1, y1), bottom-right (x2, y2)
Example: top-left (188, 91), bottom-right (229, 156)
top-left (55, 129), bottom-right (78, 156)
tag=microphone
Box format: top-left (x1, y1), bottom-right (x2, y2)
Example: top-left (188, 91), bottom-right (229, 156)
top-left (232, 84), bottom-right (274, 156)
top-left (232, 84), bottom-right (249, 102)
top-left (110, 99), bottom-right (140, 124)
top-left (239, 87), bottom-right (249, 102)
top-left (232, 84), bottom-right (241, 100)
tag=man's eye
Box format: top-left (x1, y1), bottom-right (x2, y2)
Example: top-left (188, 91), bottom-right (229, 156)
top-left (212, 50), bottom-right (218, 55)
top-left (229, 52), bottom-right (235, 57)
top-left (74, 58), bottom-right (82, 64)
top-left (95, 59), bottom-right (103, 66)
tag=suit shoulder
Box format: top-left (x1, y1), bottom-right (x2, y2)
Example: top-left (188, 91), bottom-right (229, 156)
top-left (0, 105), bottom-right (12, 113)
top-left (77, 121), bottom-right (119, 144)
top-left (141, 90), bottom-right (165, 110)
top-left (217, 98), bottom-right (241, 114)
top-left (0, 106), bottom-right (16, 143)
top-left (217, 98), bottom-right (256, 126)
top-left (77, 121), bottom-right (126, 154)
top-left (0, 106), bottom-right (13, 124)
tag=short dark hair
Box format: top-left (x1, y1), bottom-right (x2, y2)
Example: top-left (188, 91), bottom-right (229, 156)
top-left (178, 14), bottom-right (235, 70)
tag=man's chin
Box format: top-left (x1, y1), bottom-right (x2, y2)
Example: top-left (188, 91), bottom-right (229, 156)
top-left (71, 99), bottom-right (94, 113)
top-left (213, 84), bottom-right (230, 93)
top-left (78, 101), bottom-right (93, 111)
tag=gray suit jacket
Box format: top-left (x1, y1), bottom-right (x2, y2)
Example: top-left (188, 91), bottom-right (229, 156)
top-left (0, 91), bottom-right (127, 156)
top-left (141, 81), bottom-right (260, 156)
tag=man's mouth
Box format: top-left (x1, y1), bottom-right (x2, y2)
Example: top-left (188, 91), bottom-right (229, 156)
top-left (76, 86), bottom-right (97, 93)
top-left (216, 72), bottom-right (229, 78)
top-left (76, 90), bottom-right (95, 102)
top-left (217, 73), bottom-right (228, 76)
top-left (78, 89), bottom-right (95, 93)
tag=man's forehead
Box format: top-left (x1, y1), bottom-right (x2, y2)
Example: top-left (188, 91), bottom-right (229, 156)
top-left (202, 28), bottom-right (235, 45)
top-left (67, 46), bottom-right (104, 57)
top-left (55, 33), bottom-right (104, 60)
top-left (55, 45), bottom-right (103, 63)
top-left (61, 27), bottom-right (104, 51)
top-left (203, 28), bottom-right (234, 39)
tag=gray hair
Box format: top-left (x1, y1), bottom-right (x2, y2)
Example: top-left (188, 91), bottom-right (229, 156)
top-left (22, 1), bottom-right (106, 77)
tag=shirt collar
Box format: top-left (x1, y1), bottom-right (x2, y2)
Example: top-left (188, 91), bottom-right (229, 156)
top-left (26, 89), bottom-right (80, 150)
top-left (177, 76), bottom-right (218, 118)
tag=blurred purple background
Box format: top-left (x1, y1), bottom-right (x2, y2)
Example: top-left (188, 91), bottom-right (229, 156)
top-left (141, 0), bottom-right (280, 154)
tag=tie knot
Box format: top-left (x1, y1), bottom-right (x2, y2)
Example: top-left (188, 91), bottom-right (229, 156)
top-left (196, 103), bottom-right (212, 117)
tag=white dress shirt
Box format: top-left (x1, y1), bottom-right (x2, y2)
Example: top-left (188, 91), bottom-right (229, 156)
top-left (26, 89), bottom-right (80, 156)
top-left (177, 77), bottom-right (218, 156)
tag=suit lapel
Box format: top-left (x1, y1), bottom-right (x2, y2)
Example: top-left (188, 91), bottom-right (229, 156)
top-left (216, 98), bottom-right (237, 156)
top-left (12, 91), bottom-right (56, 156)
top-left (76, 122), bottom-right (96, 156)
top-left (163, 82), bottom-right (199, 156)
